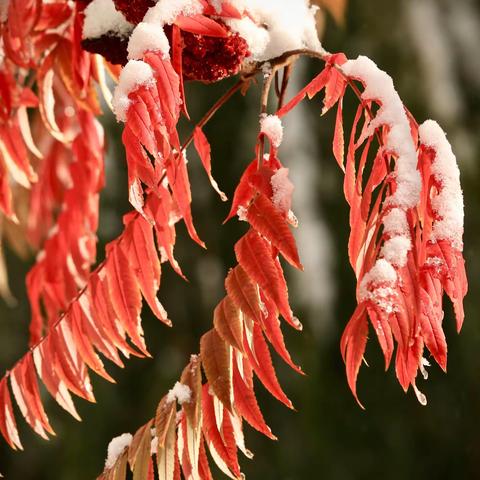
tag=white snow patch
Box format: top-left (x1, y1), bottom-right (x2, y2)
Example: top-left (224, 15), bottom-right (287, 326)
top-left (237, 206), bottom-right (248, 221)
top-left (382, 208), bottom-right (409, 236)
top-left (225, 0), bottom-right (322, 62)
top-left (83, 0), bottom-right (133, 39)
top-left (128, 22), bottom-right (171, 60)
top-left (210, 0), bottom-right (224, 13)
top-left (260, 114), bottom-right (283, 147)
top-left (271, 167), bottom-right (294, 213)
top-left (144, 0), bottom-right (203, 25)
top-left (342, 55), bottom-right (421, 210)
top-left (150, 436), bottom-right (158, 455)
top-left (105, 433), bottom-right (132, 469)
top-left (113, 60), bottom-right (155, 122)
top-left (380, 236), bottom-right (412, 267)
top-left (359, 258), bottom-right (397, 303)
top-left (419, 119), bottom-right (464, 249)
top-left (166, 382), bottom-right (192, 405)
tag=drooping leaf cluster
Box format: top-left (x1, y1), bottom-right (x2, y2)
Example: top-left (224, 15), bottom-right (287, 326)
top-left (0, 1), bottom-right (467, 479)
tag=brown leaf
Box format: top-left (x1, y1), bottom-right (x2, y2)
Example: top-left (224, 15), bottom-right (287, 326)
top-left (200, 330), bottom-right (232, 412)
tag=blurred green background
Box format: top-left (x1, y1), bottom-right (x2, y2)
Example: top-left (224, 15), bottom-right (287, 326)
top-left (1, 0), bottom-right (480, 478)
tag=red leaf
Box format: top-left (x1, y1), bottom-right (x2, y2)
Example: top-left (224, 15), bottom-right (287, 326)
top-left (340, 305), bottom-right (368, 408)
top-left (145, 188), bottom-right (185, 279)
top-left (10, 354), bottom-right (54, 439)
top-left (198, 439), bottom-right (213, 480)
top-left (175, 15), bottom-right (228, 37)
top-left (333, 98), bottom-right (345, 171)
top-left (366, 306), bottom-right (394, 370)
top-left (171, 24), bottom-right (189, 118)
top-left (232, 355), bottom-right (275, 440)
top-left (200, 330), bottom-right (232, 412)
top-left (243, 323), bottom-right (293, 409)
top-left (123, 214), bottom-right (169, 324)
top-left (0, 378), bottom-right (22, 450)
top-left (68, 306), bottom-right (117, 383)
top-left (50, 323), bottom-right (96, 402)
top-left (277, 68), bottom-right (330, 117)
top-left (259, 292), bottom-right (303, 374)
top-left (193, 127), bottom-right (227, 201)
top-left (105, 244), bottom-right (149, 356)
top-left (72, 296), bottom-right (125, 367)
top-left (144, 53), bottom-right (181, 134)
top-left (201, 385), bottom-right (240, 477)
top-left (166, 152), bottom-right (205, 248)
top-left (213, 296), bottom-right (244, 353)
top-left (235, 230), bottom-right (294, 326)
top-left (225, 266), bottom-right (263, 323)
top-left (322, 65), bottom-right (347, 114)
top-left (418, 282), bottom-right (447, 370)
top-left (224, 158), bottom-right (257, 223)
top-left (246, 193), bottom-right (302, 270)
top-left (34, 352), bottom-right (77, 423)
top-left (89, 274), bottom-right (142, 359)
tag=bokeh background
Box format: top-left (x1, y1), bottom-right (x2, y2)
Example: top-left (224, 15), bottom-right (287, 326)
top-left (1, 0), bottom-right (480, 478)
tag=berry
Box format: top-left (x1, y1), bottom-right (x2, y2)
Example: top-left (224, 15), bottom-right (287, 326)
top-left (113, 0), bottom-right (155, 25)
top-left (179, 25), bottom-right (250, 83)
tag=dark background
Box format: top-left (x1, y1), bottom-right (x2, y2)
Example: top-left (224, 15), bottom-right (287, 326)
top-left (1, 0), bottom-right (480, 478)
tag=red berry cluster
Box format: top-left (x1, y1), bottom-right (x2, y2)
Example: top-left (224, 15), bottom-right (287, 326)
top-left (181, 26), bottom-right (250, 83)
top-left (112, 0), bottom-right (155, 25)
top-left (76, 0), bottom-right (250, 81)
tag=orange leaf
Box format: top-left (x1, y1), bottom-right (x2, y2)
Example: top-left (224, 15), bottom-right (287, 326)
top-left (10, 354), bottom-right (54, 439)
top-left (246, 193), bottom-right (302, 270)
top-left (0, 378), bottom-right (22, 450)
top-left (200, 330), bottom-right (232, 412)
top-left (340, 305), bottom-right (368, 408)
top-left (106, 245), bottom-right (149, 356)
top-left (235, 230), bottom-right (294, 326)
top-left (123, 214), bottom-right (169, 324)
top-left (225, 266), bottom-right (262, 323)
top-left (243, 323), bottom-right (293, 409)
top-left (232, 356), bottom-right (275, 439)
top-left (213, 297), bottom-right (244, 353)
